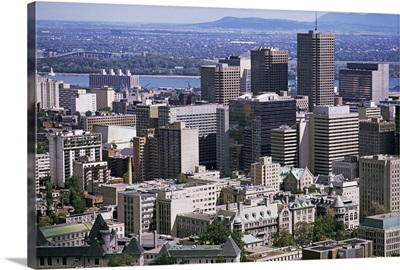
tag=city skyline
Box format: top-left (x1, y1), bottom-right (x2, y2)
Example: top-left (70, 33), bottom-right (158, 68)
top-left (6, 3), bottom-right (398, 269)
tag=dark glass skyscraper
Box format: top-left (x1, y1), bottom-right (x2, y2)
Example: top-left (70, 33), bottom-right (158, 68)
top-left (251, 47), bottom-right (288, 96)
top-left (297, 31), bottom-right (335, 112)
top-left (229, 93), bottom-right (296, 173)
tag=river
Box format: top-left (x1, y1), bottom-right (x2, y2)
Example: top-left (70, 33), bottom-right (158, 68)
top-left (45, 74), bottom-right (400, 92)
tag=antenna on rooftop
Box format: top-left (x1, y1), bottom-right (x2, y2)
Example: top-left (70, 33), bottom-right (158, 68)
top-left (315, 11), bottom-right (318, 31)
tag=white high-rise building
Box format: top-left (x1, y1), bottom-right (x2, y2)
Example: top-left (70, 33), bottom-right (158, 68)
top-left (47, 130), bottom-right (102, 188)
top-left (36, 75), bottom-right (61, 110)
top-left (310, 106), bottom-right (359, 175)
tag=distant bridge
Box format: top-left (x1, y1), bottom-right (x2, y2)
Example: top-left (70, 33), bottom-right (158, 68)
top-left (50, 51), bottom-right (114, 59)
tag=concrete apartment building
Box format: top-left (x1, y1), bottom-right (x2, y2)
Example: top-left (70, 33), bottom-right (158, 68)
top-left (175, 212), bottom-right (214, 238)
top-left (219, 55), bottom-right (251, 94)
top-left (271, 125), bottom-right (297, 167)
top-left (359, 155), bottom-right (400, 221)
top-left (47, 130), bottom-right (102, 188)
top-left (201, 63), bottom-right (241, 106)
top-left (87, 86), bottom-right (115, 110)
top-left (250, 47), bottom-right (288, 96)
top-left (82, 114), bottom-right (136, 132)
top-left (359, 117), bottom-right (396, 156)
top-left (71, 92), bottom-right (97, 115)
top-left (358, 212), bottom-right (400, 257)
top-left (89, 68), bottom-right (139, 89)
top-left (297, 31), bottom-right (335, 112)
top-left (36, 75), bottom-right (60, 110)
top-left (339, 63), bottom-right (389, 103)
top-left (36, 153), bottom-right (50, 194)
top-left (135, 103), bottom-right (166, 136)
top-left (58, 87), bottom-right (86, 111)
top-left (250, 156), bottom-right (281, 192)
top-left (229, 93), bottom-right (296, 173)
top-left (157, 122), bottom-right (199, 179)
top-left (310, 105), bottom-right (359, 175)
top-left (158, 103), bottom-right (224, 169)
top-left (332, 155), bottom-right (359, 181)
top-left (73, 156), bottom-right (110, 194)
top-left (117, 190), bottom-right (157, 236)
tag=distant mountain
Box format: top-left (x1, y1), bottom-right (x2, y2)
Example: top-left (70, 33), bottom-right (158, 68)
top-left (184, 13), bottom-right (399, 33)
top-left (189, 16), bottom-right (312, 31)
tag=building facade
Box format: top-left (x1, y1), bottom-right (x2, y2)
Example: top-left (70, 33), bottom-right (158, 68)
top-left (297, 31), bottom-right (335, 112)
top-left (359, 117), bottom-right (395, 156)
top-left (339, 63), bottom-right (389, 103)
top-left (310, 106), bottom-right (359, 175)
top-left (250, 47), bottom-right (288, 96)
top-left (271, 125), bottom-right (297, 167)
top-left (82, 114), bottom-right (136, 132)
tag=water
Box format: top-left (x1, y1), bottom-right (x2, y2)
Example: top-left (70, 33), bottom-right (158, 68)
top-left (47, 74), bottom-right (400, 92)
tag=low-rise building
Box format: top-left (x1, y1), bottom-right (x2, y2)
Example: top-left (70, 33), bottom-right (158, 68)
top-left (357, 212), bottom-right (400, 257)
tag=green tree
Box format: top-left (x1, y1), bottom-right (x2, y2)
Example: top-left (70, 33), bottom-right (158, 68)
top-left (272, 226), bottom-right (295, 247)
top-left (107, 254), bottom-right (135, 267)
top-left (38, 216), bottom-right (53, 227)
top-left (365, 201), bottom-right (389, 217)
top-left (176, 173), bottom-right (188, 184)
top-left (293, 221), bottom-right (313, 247)
top-left (63, 176), bottom-right (87, 214)
top-left (98, 107), bottom-right (112, 112)
top-left (313, 209), bottom-right (347, 242)
top-left (198, 221), bottom-right (247, 262)
top-left (151, 255), bottom-right (177, 265)
top-left (85, 110), bottom-right (92, 116)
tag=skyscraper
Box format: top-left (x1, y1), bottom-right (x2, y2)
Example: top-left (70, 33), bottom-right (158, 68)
top-left (359, 155), bottom-right (400, 221)
top-left (359, 117), bottom-right (395, 156)
top-left (201, 63), bottom-right (241, 105)
top-left (229, 92), bottom-right (296, 173)
top-left (219, 55), bottom-right (251, 94)
top-left (271, 125), bottom-right (297, 167)
top-left (251, 47), bottom-right (288, 96)
top-left (310, 106), bottom-right (359, 175)
top-left (339, 63), bottom-right (389, 103)
top-left (297, 31), bottom-right (335, 112)
top-left (158, 103), bottom-right (224, 169)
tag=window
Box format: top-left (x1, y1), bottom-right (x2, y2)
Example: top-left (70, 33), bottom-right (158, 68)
top-left (62, 257), bottom-right (67, 265)
top-left (47, 258), bottom-right (52, 266)
top-left (40, 258), bottom-right (45, 266)
top-left (95, 259), bottom-right (100, 265)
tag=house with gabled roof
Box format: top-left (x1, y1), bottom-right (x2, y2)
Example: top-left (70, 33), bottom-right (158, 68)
top-left (283, 166), bottom-right (314, 193)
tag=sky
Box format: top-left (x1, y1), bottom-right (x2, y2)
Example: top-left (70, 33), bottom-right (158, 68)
top-left (0, 1), bottom-right (400, 270)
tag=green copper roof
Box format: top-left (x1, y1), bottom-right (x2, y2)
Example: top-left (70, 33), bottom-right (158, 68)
top-left (40, 221), bottom-right (94, 238)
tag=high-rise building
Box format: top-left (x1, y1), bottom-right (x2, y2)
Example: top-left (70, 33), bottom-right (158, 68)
top-left (229, 92), bottom-right (296, 173)
top-left (135, 103), bottom-right (166, 136)
top-left (271, 125), bottom-right (297, 167)
top-left (47, 130), bottom-right (102, 188)
top-left (157, 122), bottom-right (199, 179)
top-left (310, 106), bottom-right (359, 175)
top-left (201, 63), bottom-right (241, 105)
top-left (250, 47), bottom-right (288, 96)
top-left (36, 75), bottom-right (61, 110)
top-left (359, 117), bottom-right (395, 156)
top-left (332, 155), bottom-right (359, 182)
top-left (216, 106), bottom-right (230, 177)
top-left (59, 87), bottom-right (86, 111)
top-left (339, 63), bottom-right (389, 103)
top-left (70, 93), bottom-right (97, 115)
top-left (359, 155), bottom-right (400, 221)
top-left (73, 156), bottom-right (110, 194)
top-left (35, 153), bottom-right (50, 194)
top-left (250, 156), bottom-right (280, 193)
top-left (219, 55), bottom-right (251, 94)
top-left (158, 103), bottom-right (224, 169)
top-left (88, 86), bottom-right (116, 110)
top-left (297, 31), bottom-right (335, 112)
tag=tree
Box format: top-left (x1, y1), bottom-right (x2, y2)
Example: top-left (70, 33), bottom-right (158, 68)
top-left (365, 201), bottom-right (389, 217)
top-left (293, 221), bottom-right (313, 247)
top-left (176, 173), bottom-right (188, 184)
top-left (63, 176), bottom-right (87, 214)
top-left (272, 226), bottom-right (295, 247)
top-left (85, 110), bottom-right (92, 116)
top-left (313, 209), bottom-right (347, 242)
top-left (151, 255), bottom-right (177, 265)
top-left (198, 221), bottom-right (247, 262)
top-left (38, 216), bottom-right (53, 227)
top-left (107, 254), bottom-right (135, 267)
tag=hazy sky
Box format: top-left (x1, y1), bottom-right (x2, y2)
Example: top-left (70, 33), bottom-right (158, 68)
top-left (36, 1), bottom-right (327, 24)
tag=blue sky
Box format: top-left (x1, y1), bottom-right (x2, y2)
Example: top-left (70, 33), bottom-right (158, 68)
top-left (35, 1), bottom-right (325, 23)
